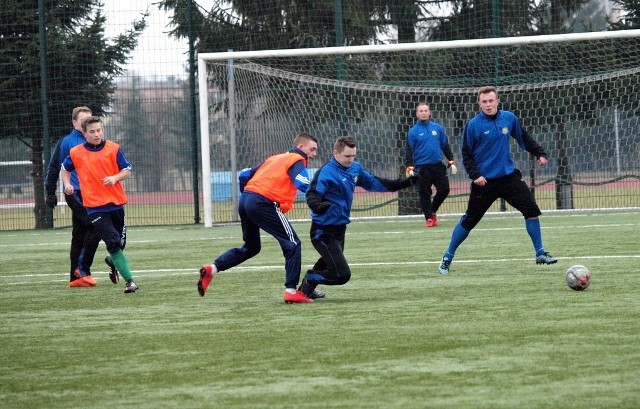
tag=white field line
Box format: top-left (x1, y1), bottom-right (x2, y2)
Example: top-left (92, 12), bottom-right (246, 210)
top-left (2, 254), bottom-right (639, 285)
top-left (1, 221), bottom-right (638, 248)
top-left (2, 218), bottom-right (638, 284)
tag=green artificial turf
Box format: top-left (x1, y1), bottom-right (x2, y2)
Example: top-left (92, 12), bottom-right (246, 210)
top-left (1, 211), bottom-right (639, 408)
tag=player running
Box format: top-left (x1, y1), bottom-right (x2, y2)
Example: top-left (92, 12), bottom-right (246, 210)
top-left (197, 132), bottom-right (319, 303)
top-left (299, 136), bottom-right (418, 299)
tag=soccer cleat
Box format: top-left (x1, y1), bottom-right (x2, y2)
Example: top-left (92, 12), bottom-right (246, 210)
top-left (309, 289), bottom-right (326, 299)
top-left (124, 280), bottom-right (138, 293)
top-left (438, 256), bottom-right (451, 275)
top-left (425, 218), bottom-right (438, 227)
top-left (73, 269), bottom-right (97, 286)
top-left (298, 277), bottom-right (326, 299)
top-left (284, 290), bottom-right (313, 304)
top-left (104, 256), bottom-right (119, 284)
top-left (432, 213), bottom-right (438, 223)
top-left (82, 275), bottom-right (97, 286)
top-left (69, 278), bottom-right (92, 287)
top-left (535, 252), bottom-right (558, 265)
top-left (197, 265), bottom-right (214, 297)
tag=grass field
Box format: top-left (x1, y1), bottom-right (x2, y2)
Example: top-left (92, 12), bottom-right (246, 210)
top-left (1, 211), bottom-right (639, 408)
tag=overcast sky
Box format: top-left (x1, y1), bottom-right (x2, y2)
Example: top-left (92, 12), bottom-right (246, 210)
top-left (103, 0), bottom-right (214, 79)
top-left (101, 0), bottom-right (613, 79)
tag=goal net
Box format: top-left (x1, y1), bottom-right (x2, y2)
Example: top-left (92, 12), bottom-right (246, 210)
top-left (199, 31), bottom-right (640, 226)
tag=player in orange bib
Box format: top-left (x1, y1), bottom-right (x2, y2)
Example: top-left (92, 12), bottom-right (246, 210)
top-left (61, 116), bottom-right (138, 294)
top-left (197, 132), bottom-right (318, 304)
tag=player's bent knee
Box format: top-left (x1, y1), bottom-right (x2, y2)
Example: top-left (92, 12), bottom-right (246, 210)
top-left (522, 208), bottom-right (542, 219)
top-left (460, 218), bottom-right (480, 231)
top-left (244, 245), bottom-right (261, 258)
top-left (335, 269), bottom-right (351, 285)
top-left (105, 242), bottom-right (123, 254)
top-left (281, 241), bottom-right (301, 259)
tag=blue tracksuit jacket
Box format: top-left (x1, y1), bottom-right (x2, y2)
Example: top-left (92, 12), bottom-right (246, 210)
top-left (405, 119), bottom-right (453, 166)
top-left (462, 110), bottom-right (546, 180)
top-left (307, 157), bottom-right (389, 226)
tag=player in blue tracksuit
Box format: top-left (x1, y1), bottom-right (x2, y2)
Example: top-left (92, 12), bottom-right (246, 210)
top-left (437, 86), bottom-right (557, 275)
top-left (404, 102), bottom-right (457, 227)
top-left (44, 106), bottom-right (105, 286)
top-left (299, 136), bottom-right (418, 299)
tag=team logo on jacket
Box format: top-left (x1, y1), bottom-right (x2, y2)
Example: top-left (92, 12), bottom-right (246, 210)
top-left (502, 127), bottom-right (509, 134)
top-left (432, 131), bottom-right (437, 136)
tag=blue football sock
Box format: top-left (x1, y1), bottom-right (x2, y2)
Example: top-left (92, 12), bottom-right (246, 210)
top-left (444, 223), bottom-right (470, 260)
top-left (525, 218), bottom-right (545, 255)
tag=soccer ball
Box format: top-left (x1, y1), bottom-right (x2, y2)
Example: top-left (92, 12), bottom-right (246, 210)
top-left (565, 265), bottom-right (591, 291)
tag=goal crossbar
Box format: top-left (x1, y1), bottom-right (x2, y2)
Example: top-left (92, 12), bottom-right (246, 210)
top-left (199, 30), bottom-right (640, 62)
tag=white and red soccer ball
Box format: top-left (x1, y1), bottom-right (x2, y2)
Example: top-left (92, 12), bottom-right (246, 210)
top-left (566, 265), bottom-right (591, 291)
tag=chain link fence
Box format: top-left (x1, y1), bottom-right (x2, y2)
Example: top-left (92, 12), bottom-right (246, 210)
top-left (1, 1), bottom-right (638, 231)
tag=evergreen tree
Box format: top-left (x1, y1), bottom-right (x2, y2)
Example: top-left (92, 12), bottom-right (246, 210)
top-left (0, 0), bottom-right (146, 228)
top-left (611, 0), bottom-right (640, 29)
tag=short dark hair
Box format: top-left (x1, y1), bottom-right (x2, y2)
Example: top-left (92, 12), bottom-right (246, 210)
top-left (334, 135), bottom-right (356, 153)
top-left (81, 116), bottom-right (102, 132)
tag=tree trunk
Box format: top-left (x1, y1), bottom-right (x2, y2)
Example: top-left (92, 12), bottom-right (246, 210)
top-left (392, 2), bottom-right (417, 43)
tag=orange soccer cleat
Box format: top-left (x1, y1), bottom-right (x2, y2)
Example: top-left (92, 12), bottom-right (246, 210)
top-left (69, 278), bottom-right (92, 287)
top-left (71, 269), bottom-right (97, 286)
top-left (425, 218), bottom-right (438, 227)
top-left (283, 290), bottom-right (314, 304)
top-left (197, 265), bottom-right (215, 297)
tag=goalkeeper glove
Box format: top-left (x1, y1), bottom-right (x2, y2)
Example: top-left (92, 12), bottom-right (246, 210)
top-left (405, 166), bottom-right (415, 177)
top-left (45, 193), bottom-right (57, 209)
top-left (448, 161), bottom-right (458, 175)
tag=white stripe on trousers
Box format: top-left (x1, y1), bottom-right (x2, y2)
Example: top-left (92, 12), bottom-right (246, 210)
top-left (274, 203), bottom-right (297, 244)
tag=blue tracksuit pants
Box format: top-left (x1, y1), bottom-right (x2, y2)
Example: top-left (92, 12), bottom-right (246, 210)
top-left (214, 191), bottom-right (302, 289)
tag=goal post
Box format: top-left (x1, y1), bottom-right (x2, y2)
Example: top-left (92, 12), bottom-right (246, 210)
top-left (198, 30), bottom-right (640, 227)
